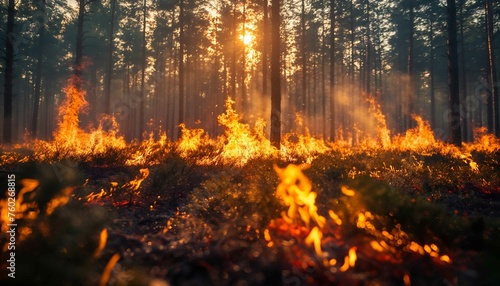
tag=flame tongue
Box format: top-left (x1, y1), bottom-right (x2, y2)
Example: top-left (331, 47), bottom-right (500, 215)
top-left (273, 164), bottom-right (326, 256)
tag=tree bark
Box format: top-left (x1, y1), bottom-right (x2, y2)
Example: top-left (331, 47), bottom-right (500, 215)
top-left (104, 0), bottom-right (116, 115)
top-left (447, 0), bottom-right (462, 146)
top-left (32, 0), bottom-right (46, 138)
top-left (429, 7), bottom-right (436, 130)
top-left (459, 0), bottom-right (469, 141)
top-left (270, 0), bottom-right (281, 148)
top-left (3, 0), bottom-right (16, 144)
top-left (262, 0), bottom-right (268, 97)
top-left (3, 0), bottom-right (15, 143)
top-left (408, 0), bottom-right (415, 129)
top-left (329, 0), bottom-right (335, 141)
top-left (301, 0), bottom-right (307, 115)
top-left (75, 0), bottom-right (85, 88)
top-left (486, 0), bottom-right (499, 136)
top-left (178, 0), bottom-right (185, 139)
top-left (140, 0), bottom-right (147, 138)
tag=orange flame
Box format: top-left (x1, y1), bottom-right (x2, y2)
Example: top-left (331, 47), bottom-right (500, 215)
top-left (274, 164), bottom-right (327, 256)
top-left (94, 228), bottom-right (108, 258)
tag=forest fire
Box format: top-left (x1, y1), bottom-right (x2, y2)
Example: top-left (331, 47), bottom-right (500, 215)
top-left (1, 0), bottom-right (500, 283)
top-left (1, 75), bottom-right (499, 285)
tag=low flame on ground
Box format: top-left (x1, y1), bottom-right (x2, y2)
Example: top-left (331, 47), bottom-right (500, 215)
top-left (10, 78), bottom-right (496, 170)
top-left (273, 164), bottom-right (327, 257)
top-left (85, 169), bottom-right (149, 203)
top-left (1, 179), bottom-right (39, 233)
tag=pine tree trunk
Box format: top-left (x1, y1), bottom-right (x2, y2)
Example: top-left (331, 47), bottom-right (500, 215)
top-left (301, 0), bottom-right (307, 116)
top-left (75, 0), bottom-right (85, 87)
top-left (459, 0), bottom-right (470, 141)
top-left (329, 0), bottom-right (335, 141)
top-left (447, 0), bottom-right (462, 146)
top-left (408, 0), bottom-right (415, 129)
top-left (3, 0), bottom-right (15, 143)
top-left (178, 0), bottom-right (185, 139)
top-left (429, 9), bottom-right (436, 129)
top-left (270, 0), bottom-right (281, 148)
top-left (140, 0), bottom-right (147, 139)
top-left (104, 0), bottom-right (116, 115)
top-left (486, 0), bottom-right (499, 136)
top-left (32, 0), bottom-right (46, 138)
top-left (262, 0), bottom-right (268, 97)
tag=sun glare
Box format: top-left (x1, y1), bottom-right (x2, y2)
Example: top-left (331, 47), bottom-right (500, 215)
top-left (242, 34), bottom-right (253, 45)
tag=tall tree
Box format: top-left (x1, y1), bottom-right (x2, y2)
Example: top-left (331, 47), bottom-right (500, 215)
top-left (300, 0), bottom-right (307, 114)
top-left (139, 0), bottom-right (147, 138)
top-left (329, 0), bottom-right (335, 140)
top-left (486, 0), bottom-right (499, 137)
top-left (32, 0), bottom-right (46, 138)
top-left (75, 0), bottom-right (86, 85)
top-left (104, 0), bottom-right (117, 115)
top-left (178, 0), bottom-right (185, 139)
top-left (447, 0), bottom-right (462, 146)
top-left (429, 3), bottom-right (436, 130)
top-left (407, 0), bottom-right (415, 128)
top-left (262, 0), bottom-right (269, 97)
top-left (3, 0), bottom-right (15, 143)
top-left (270, 0), bottom-right (281, 148)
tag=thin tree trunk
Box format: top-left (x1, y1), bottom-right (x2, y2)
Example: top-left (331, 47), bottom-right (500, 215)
top-left (365, 0), bottom-right (371, 96)
top-left (408, 0), bottom-right (415, 129)
top-left (447, 0), bottom-right (462, 146)
top-left (270, 0), bottom-right (281, 148)
top-left (104, 0), bottom-right (116, 115)
top-left (262, 0), bottom-right (268, 97)
top-left (3, 0), bottom-right (15, 143)
top-left (459, 0), bottom-right (469, 141)
top-left (32, 0), bottom-right (46, 138)
top-left (140, 0), bottom-right (147, 139)
top-left (486, 0), bottom-right (499, 136)
top-left (231, 0), bottom-right (237, 100)
top-left (329, 0), bottom-right (335, 141)
top-left (75, 0), bottom-right (85, 87)
top-left (301, 0), bottom-right (307, 116)
top-left (430, 9), bottom-right (436, 129)
top-left (178, 0), bottom-right (185, 139)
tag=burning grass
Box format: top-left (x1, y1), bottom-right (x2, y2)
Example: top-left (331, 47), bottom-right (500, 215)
top-left (1, 83), bottom-right (500, 285)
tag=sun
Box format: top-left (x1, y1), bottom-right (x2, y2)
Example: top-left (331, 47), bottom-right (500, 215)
top-left (241, 34), bottom-right (253, 45)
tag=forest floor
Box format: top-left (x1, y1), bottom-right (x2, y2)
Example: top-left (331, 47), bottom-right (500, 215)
top-left (1, 145), bottom-right (500, 286)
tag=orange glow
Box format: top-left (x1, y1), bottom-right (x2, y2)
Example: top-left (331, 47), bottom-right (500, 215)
top-left (274, 164), bottom-right (327, 256)
top-left (339, 247), bottom-right (357, 272)
top-left (305, 226), bottom-right (323, 256)
top-left (403, 273), bottom-right (411, 286)
top-left (125, 168), bottom-right (150, 193)
top-left (99, 253), bottom-right (120, 286)
top-left (241, 33), bottom-right (253, 45)
top-left (1, 179), bottom-right (39, 233)
top-left (94, 228), bottom-right (108, 258)
top-left (46, 187), bottom-right (74, 215)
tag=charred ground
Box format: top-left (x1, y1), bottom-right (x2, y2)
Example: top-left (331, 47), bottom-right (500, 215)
top-left (1, 144), bottom-right (500, 286)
